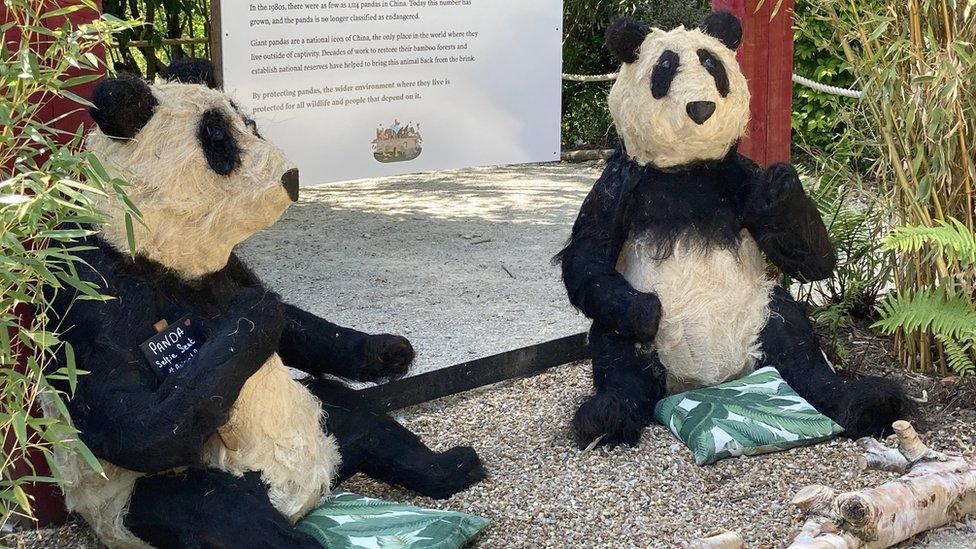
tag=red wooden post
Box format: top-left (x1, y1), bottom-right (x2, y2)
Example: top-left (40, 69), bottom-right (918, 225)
top-left (1, 0), bottom-right (104, 528)
top-left (712, 0), bottom-right (795, 166)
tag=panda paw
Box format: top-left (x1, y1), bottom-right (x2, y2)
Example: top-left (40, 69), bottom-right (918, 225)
top-left (572, 392), bottom-right (649, 449)
top-left (747, 162), bottom-right (803, 215)
top-left (416, 446), bottom-right (486, 500)
top-left (837, 376), bottom-right (915, 439)
top-left (357, 334), bottom-right (414, 382)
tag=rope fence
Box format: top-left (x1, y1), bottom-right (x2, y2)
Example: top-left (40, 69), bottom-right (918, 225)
top-left (561, 71), bottom-right (864, 99)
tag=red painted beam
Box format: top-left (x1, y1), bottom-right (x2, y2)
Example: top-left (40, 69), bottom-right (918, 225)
top-left (712, 0), bottom-right (795, 166)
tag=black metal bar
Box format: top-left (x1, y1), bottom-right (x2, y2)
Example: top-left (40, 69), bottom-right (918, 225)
top-left (360, 332), bottom-right (590, 413)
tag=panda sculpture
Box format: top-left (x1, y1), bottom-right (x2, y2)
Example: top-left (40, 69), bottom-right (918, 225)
top-left (46, 71), bottom-right (484, 548)
top-left (558, 11), bottom-right (911, 449)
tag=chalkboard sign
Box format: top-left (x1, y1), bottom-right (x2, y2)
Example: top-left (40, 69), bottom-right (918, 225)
top-left (140, 315), bottom-right (206, 378)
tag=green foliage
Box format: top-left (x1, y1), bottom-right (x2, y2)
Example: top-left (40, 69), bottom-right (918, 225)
top-left (1, 0), bottom-right (136, 527)
top-left (793, 162), bottom-right (892, 363)
top-left (798, 0), bottom-right (976, 377)
top-left (561, 0), bottom-right (710, 148)
top-left (791, 0), bottom-right (862, 156)
top-left (103, 0), bottom-right (210, 78)
top-left (883, 218), bottom-right (976, 267)
top-left (874, 289), bottom-right (976, 344)
top-left (872, 219), bottom-right (976, 376)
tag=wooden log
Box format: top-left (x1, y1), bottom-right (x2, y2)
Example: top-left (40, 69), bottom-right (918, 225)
top-left (681, 529), bottom-right (746, 549)
top-left (786, 421), bottom-right (976, 548)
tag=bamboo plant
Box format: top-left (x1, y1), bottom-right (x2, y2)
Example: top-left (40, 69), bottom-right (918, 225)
top-left (816, 0), bottom-right (976, 375)
top-left (1, 0), bottom-right (136, 527)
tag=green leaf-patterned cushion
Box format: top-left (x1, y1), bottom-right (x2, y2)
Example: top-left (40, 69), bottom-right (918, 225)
top-left (296, 492), bottom-right (489, 548)
top-left (652, 366), bottom-right (845, 465)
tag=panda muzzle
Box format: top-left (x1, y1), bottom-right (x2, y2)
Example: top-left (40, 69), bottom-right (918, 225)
top-left (281, 169), bottom-right (300, 202)
top-left (686, 101), bottom-right (716, 125)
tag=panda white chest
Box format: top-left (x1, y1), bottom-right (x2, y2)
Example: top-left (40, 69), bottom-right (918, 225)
top-left (616, 231), bottom-right (775, 392)
top-left (201, 354), bottom-right (340, 522)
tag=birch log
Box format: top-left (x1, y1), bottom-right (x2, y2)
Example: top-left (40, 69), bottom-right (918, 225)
top-left (680, 529), bottom-right (745, 549)
top-left (787, 421), bottom-right (976, 548)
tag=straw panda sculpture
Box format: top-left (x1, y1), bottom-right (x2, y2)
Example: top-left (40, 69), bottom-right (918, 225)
top-left (46, 68), bottom-right (484, 548)
top-left (558, 11), bottom-right (911, 449)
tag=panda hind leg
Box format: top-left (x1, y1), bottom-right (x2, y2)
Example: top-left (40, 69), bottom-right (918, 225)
top-left (125, 468), bottom-right (320, 549)
top-left (758, 285), bottom-right (913, 439)
top-left (304, 378), bottom-right (486, 500)
top-left (572, 322), bottom-right (667, 449)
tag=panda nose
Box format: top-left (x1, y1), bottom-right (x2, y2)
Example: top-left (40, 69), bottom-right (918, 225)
top-left (686, 101), bottom-right (716, 125)
top-left (281, 169), bottom-right (299, 202)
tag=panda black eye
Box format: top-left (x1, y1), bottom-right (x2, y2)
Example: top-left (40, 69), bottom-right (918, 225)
top-left (651, 50), bottom-right (680, 99)
top-left (697, 49), bottom-right (730, 98)
top-left (198, 108), bottom-right (241, 176)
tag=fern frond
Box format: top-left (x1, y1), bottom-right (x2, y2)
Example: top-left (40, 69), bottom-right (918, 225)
top-left (873, 288), bottom-right (976, 341)
top-left (936, 334), bottom-right (976, 377)
top-left (883, 217), bottom-right (976, 266)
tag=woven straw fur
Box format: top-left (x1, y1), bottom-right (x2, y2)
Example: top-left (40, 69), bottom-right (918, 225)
top-left (617, 231), bottom-right (775, 393)
top-left (88, 81), bottom-right (296, 280)
top-left (57, 82), bottom-right (340, 547)
top-left (609, 26), bottom-right (750, 169)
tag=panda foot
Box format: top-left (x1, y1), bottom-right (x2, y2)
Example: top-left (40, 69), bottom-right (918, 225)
top-left (572, 392), bottom-right (648, 449)
top-left (837, 376), bottom-right (914, 439)
top-left (352, 334), bottom-right (414, 382)
top-left (413, 446), bottom-right (486, 500)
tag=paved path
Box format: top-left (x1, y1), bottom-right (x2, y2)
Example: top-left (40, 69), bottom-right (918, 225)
top-left (240, 162), bottom-right (596, 377)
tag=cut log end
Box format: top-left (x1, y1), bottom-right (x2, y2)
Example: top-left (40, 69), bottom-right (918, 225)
top-left (786, 421), bottom-right (976, 548)
top-left (792, 485), bottom-right (838, 514)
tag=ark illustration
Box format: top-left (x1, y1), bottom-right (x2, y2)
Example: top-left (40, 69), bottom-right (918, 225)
top-left (372, 119), bottom-right (423, 163)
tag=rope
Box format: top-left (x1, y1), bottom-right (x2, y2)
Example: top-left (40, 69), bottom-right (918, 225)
top-left (791, 73), bottom-right (863, 99)
top-left (561, 72), bottom-right (619, 82)
top-left (560, 71), bottom-right (864, 99)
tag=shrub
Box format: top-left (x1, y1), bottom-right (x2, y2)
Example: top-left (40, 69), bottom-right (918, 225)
top-left (103, 0), bottom-right (210, 78)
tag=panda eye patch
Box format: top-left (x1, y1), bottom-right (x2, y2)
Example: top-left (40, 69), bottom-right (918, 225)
top-left (650, 50), bottom-right (680, 99)
top-left (697, 49), bottom-right (730, 98)
top-left (198, 109), bottom-right (241, 176)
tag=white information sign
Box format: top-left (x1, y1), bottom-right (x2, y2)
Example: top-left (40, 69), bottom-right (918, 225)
top-left (220, 0), bottom-right (563, 184)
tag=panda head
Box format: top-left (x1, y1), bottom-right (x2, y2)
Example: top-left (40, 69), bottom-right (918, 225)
top-left (87, 70), bottom-right (299, 279)
top-left (606, 11), bottom-right (750, 169)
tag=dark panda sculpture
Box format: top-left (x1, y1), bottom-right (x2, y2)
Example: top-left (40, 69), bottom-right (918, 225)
top-left (558, 11), bottom-right (911, 449)
top-left (46, 69), bottom-right (484, 548)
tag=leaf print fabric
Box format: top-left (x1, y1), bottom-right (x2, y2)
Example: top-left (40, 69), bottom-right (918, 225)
top-left (296, 492), bottom-right (489, 549)
top-left (653, 366), bottom-right (844, 465)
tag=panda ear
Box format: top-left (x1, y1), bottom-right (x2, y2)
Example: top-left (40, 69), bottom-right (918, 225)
top-left (159, 58), bottom-right (217, 89)
top-left (701, 10), bottom-right (743, 50)
top-left (89, 75), bottom-right (158, 140)
top-left (605, 17), bottom-right (650, 64)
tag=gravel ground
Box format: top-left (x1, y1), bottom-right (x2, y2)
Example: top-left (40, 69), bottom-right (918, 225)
top-left (339, 362), bottom-right (976, 548)
top-left (5, 361), bottom-right (976, 548)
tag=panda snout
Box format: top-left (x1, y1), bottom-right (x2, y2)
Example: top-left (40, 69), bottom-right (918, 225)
top-left (281, 169), bottom-right (300, 202)
top-left (686, 101), bottom-right (716, 125)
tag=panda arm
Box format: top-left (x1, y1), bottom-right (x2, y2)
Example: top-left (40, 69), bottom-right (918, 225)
top-left (71, 288), bottom-right (283, 473)
top-left (737, 157), bottom-right (837, 282)
top-left (277, 304), bottom-right (391, 380)
top-left (557, 154), bottom-right (662, 343)
top-left (226, 252), bottom-right (412, 381)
